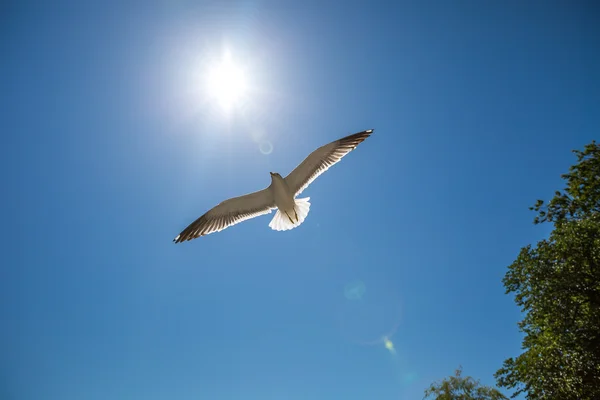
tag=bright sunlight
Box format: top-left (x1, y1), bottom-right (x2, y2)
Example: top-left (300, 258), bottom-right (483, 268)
top-left (206, 51), bottom-right (248, 110)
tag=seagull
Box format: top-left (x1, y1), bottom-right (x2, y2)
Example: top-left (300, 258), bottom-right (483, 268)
top-left (173, 129), bottom-right (374, 243)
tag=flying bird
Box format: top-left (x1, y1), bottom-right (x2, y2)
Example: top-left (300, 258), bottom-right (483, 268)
top-left (173, 129), bottom-right (374, 243)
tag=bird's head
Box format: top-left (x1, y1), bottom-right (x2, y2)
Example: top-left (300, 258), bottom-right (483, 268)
top-left (269, 172), bottom-right (281, 178)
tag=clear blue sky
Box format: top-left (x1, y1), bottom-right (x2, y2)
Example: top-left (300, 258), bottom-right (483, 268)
top-left (2, 1), bottom-right (599, 399)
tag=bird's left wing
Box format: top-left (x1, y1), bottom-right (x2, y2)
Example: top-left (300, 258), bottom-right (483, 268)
top-left (174, 187), bottom-right (275, 243)
top-left (284, 129), bottom-right (373, 196)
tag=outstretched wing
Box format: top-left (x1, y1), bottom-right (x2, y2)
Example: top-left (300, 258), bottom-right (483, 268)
top-left (284, 129), bottom-right (373, 196)
top-left (174, 187), bottom-right (275, 243)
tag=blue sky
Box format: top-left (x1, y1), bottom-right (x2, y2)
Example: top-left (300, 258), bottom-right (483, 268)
top-left (1, 1), bottom-right (599, 399)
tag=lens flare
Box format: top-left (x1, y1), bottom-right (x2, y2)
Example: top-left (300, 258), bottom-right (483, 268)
top-left (384, 336), bottom-right (396, 354)
top-left (259, 140), bottom-right (273, 155)
top-left (344, 280), bottom-right (366, 300)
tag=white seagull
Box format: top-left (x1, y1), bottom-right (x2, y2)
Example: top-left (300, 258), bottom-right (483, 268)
top-left (173, 129), bottom-right (374, 243)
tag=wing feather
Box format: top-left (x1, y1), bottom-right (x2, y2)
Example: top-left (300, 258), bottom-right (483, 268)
top-left (284, 129), bottom-right (373, 196)
top-left (173, 187), bottom-right (275, 243)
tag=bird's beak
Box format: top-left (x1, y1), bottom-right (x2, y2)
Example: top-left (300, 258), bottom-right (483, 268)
top-left (269, 172), bottom-right (274, 176)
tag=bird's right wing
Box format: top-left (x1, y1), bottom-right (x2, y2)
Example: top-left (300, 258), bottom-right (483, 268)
top-left (284, 129), bottom-right (373, 196)
top-left (174, 187), bottom-right (275, 243)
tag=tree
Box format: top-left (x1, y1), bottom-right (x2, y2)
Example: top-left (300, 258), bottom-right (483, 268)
top-left (424, 367), bottom-right (508, 400)
top-left (495, 141), bottom-right (600, 399)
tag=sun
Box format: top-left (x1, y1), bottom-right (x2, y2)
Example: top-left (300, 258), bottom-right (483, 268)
top-left (206, 51), bottom-right (248, 110)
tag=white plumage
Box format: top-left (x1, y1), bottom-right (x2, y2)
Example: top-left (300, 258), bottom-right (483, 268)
top-left (173, 129), bottom-right (373, 243)
top-left (269, 197), bottom-right (311, 231)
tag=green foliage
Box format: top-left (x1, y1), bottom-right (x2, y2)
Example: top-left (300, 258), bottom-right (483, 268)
top-left (424, 367), bottom-right (508, 400)
top-left (495, 141), bottom-right (600, 399)
top-left (531, 141), bottom-right (600, 225)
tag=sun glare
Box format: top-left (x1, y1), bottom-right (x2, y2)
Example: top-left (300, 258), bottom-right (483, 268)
top-left (206, 52), bottom-right (247, 110)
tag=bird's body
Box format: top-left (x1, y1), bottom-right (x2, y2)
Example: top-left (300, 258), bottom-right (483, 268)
top-left (267, 171), bottom-right (312, 231)
top-left (270, 173), bottom-right (295, 216)
top-left (173, 129), bottom-right (373, 243)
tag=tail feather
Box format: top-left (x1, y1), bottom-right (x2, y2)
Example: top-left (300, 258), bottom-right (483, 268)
top-left (269, 197), bottom-right (311, 231)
